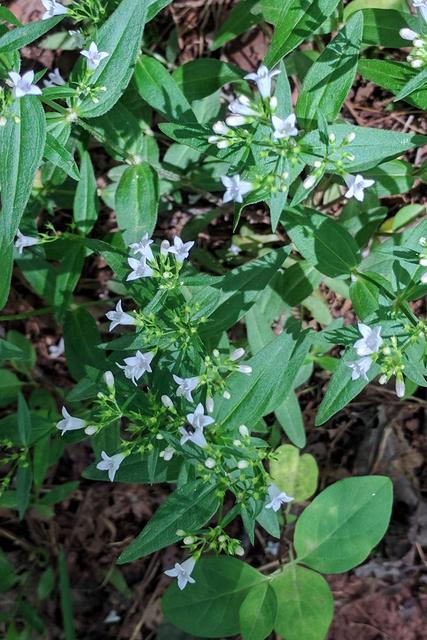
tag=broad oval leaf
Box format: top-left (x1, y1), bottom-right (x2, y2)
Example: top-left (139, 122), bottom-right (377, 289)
top-left (272, 565), bottom-right (333, 640)
top-left (239, 582), bottom-right (278, 640)
top-left (115, 163), bottom-right (159, 246)
top-left (294, 475), bottom-right (393, 573)
top-left (269, 444), bottom-right (318, 502)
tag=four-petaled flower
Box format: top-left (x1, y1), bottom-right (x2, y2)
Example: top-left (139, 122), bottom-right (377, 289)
top-left (271, 114), bottom-right (298, 139)
top-left (127, 256), bottom-right (154, 281)
top-left (80, 42), bottom-right (109, 71)
top-left (41, 0), bottom-right (67, 20)
top-left (344, 174), bottom-right (375, 202)
top-left (167, 236), bottom-right (194, 263)
top-left (159, 446), bottom-right (175, 461)
top-left (129, 233), bottom-right (154, 261)
top-left (14, 230), bottom-right (39, 253)
top-left (244, 65), bottom-right (281, 99)
top-left (106, 300), bottom-right (136, 331)
top-left (354, 323), bottom-right (383, 356)
top-left (164, 557), bottom-right (196, 590)
top-left (8, 71), bottom-right (42, 99)
top-left (173, 374), bottom-right (200, 403)
top-left (179, 403), bottom-right (214, 448)
top-left (56, 407), bottom-right (86, 435)
top-left (116, 350), bottom-right (154, 385)
top-left (43, 68), bottom-right (65, 88)
top-left (265, 483), bottom-right (294, 512)
top-left (96, 451), bottom-right (125, 482)
top-left (221, 174), bottom-right (252, 204)
top-left (413, 0), bottom-right (427, 23)
top-left (69, 30), bottom-right (86, 49)
top-left (345, 356), bottom-right (373, 381)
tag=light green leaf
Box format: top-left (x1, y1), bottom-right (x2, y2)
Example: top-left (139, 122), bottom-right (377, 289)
top-left (281, 261), bottom-right (322, 307)
top-left (295, 476), bottom-right (393, 572)
top-left (115, 163), bottom-right (159, 246)
top-left (270, 445), bottom-right (318, 502)
top-left (211, 0), bottom-right (261, 50)
top-left (358, 59), bottom-right (427, 110)
top-left (360, 9), bottom-right (421, 47)
top-left (394, 68), bottom-right (427, 103)
top-left (0, 337), bottom-right (31, 362)
top-left (274, 391), bottom-right (306, 448)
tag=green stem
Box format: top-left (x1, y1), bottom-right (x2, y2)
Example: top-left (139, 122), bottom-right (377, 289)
top-left (0, 295), bottom-right (121, 322)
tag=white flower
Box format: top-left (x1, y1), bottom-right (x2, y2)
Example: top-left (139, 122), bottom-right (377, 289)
top-left (41, 0), bottom-right (67, 20)
top-left (103, 371), bottom-right (115, 390)
top-left (271, 114), bottom-right (298, 139)
top-left (237, 460), bottom-right (248, 469)
top-left (43, 68), bottom-right (65, 88)
top-left (84, 425), bottom-right (97, 436)
top-left (221, 174), bottom-right (252, 204)
top-left (116, 350), bottom-right (154, 385)
top-left (80, 42), bottom-right (109, 71)
top-left (344, 174), bottom-right (375, 202)
top-left (48, 337), bottom-right (64, 358)
top-left (129, 233), bottom-right (154, 261)
top-left (161, 394), bottom-right (173, 408)
top-left (230, 348), bottom-right (245, 361)
top-left (212, 121), bottom-right (229, 135)
top-left (173, 374), bottom-right (200, 403)
top-left (303, 175), bottom-right (316, 190)
top-left (229, 96), bottom-right (260, 117)
top-left (354, 323), bottom-right (383, 356)
top-left (96, 450), bottom-right (125, 482)
top-left (164, 557), bottom-right (196, 590)
top-left (167, 236), bottom-right (194, 263)
top-left (106, 300), bottom-right (136, 331)
top-left (265, 483), bottom-right (294, 511)
top-left (127, 256), bottom-right (154, 281)
top-left (179, 403), bottom-right (214, 448)
top-left (187, 403), bottom-right (215, 430)
top-left (160, 239), bottom-right (170, 256)
top-left (345, 356), bottom-right (373, 381)
top-left (239, 425), bottom-right (249, 438)
top-left (225, 114), bottom-right (248, 127)
top-left (69, 30), bottom-right (86, 49)
top-left (413, 0), bottom-right (427, 23)
top-left (205, 457), bottom-right (215, 469)
top-left (229, 243), bottom-right (241, 256)
top-left (206, 397), bottom-right (214, 413)
top-left (159, 446), bottom-right (175, 461)
top-left (14, 230), bottom-right (39, 254)
top-left (237, 364), bottom-right (252, 374)
top-left (244, 65), bottom-right (281, 99)
top-left (421, 272), bottom-right (427, 284)
top-left (395, 377), bottom-right (405, 398)
top-left (56, 407), bottom-right (86, 435)
top-left (8, 71), bottom-right (42, 99)
top-left (399, 28), bottom-right (418, 40)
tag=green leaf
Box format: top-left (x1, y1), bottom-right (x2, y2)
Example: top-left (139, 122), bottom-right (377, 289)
top-left (239, 582), bottom-right (278, 640)
top-left (38, 481), bottom-right (79, 505)
top-left (296, 12), bottom-right (363, 130)
top-left (0, 370), bottom-right (24, 406)
top-left (44, 133), bottom-right (81, 182)
top-left (359, 59), bottom-right (427, 110)
top-left (0, 15), bottom-right (64, 52)
top-left (394, 68), bottom-right (427, 103)
top-left (269, 445), bottom-right (318, 502)
top-left (16, 459), bottom-right (32, 519)
top-left (6, 330), bottom-right (36, 374)
top-left (53, 244), bottom-right (85, 322)
top-left (58, 546), bottom-right (76, 640)
top-left (37, 567), bottom-right (55, 600)
top-left (0, 97), bottom-right (46, 249)
top-left (77, 0), bottom-right (149, 118)
top-left (162, 556), bottom-right (262, 638)
top-left (272, 565), bottom-right (333, 640)
top-left (213, 325), bottom-right (312, 431)
top-left (118, 480), bottom-right (220, 562)
top-left (360, 9), bottom-right (422, 47)
top-left (0, 338), bottom-right (31, 362)
top-left (294, 476), bottom-right (393, 572)
top-left (73, 146), bottom-right (98, 236)
top-left (15, 254), bottom-right (58, 306)
top-left (172, 60), bottom-right (246, 100)
top-left (281, 205), bottom-right (361, 277)
top-left (274, 391), bottom-right (306, 448)
top-left (346, 0), bottom-right (408, 18)
top-left (0, 6), bottom-right (22, 27)
top-left (264, 0), bottom-right (340, 68)
top-left (211, 0), bottom-right (261, 50)
top-left (115, 163), bottom-right (159, 246)
top-left (350, 276), bottom-right (379, 319)
top-left (63, 308), bottom-right (106, 381)
top-left (133, 55), bottom-right (197, 123)
top-left (0, 243), bottom-right (13, 311)
top-left (17, 393), bottom-right (32, 448)
top-left (246, 305), bottom-right (275, 356)
top-left (281, 261), bottom-right (322, 307)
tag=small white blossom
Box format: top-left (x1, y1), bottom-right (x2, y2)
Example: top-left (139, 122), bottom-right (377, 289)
top-left (212, 121), bottom-right (229, 135)
top-left (225, 114), bottom-right (248, 127)
top-left (84, 425), bottom-right (97, 436)
top-left (43, 68), bottom-right (66, 88)
top-left (161, 394), bottom-right (174, 408)
top-left (344, 174), bottom-right (375, 202)
top-left (354, 323), bottom-right (383, 356)
top-left (160, 446), bottom-right (175, 461)
top-left (303, 175), bottom-right (316, 190)
top-left (206, 397), bottom-right (214, 413)
top-left (69, 30), bottom-right (86, 49)
top-left (127, 256), bottom-right (154, 281)
top-left (419, 258), bottom-right (427, 267)
top-left (229, 96), bottom-right (260, 117)
top-left (345, 356), bottom-right (373, 381)
top-left (160, 239), bottom-right (170, 256)
top-left (239, 425), bottom-right (249, 438)
top-left (399, 28), bottom-right (418, 40)
top-left (271, 114), bottom-right (298, 139)
top-left (164, 557), bottom-right (196, 590)
top-left (179, 403), bottom-right (214, 448)
top-left (221, 174), bottom-right (252, 204)
top-left (129, 233), bottom-right (154, 261)
top-left (56, 407), bottom-right (86, 435)
top-left (167, 236), bottom-right (194, 263)
top-left (237, 460), bottom-right (248, 469)
top-left (41, 0), bottom-right (67, 20)
top-left (103, 371), bottom-right (115, 390)
top-left (106, 300), bottom-right (136, 331)
top-left (395, 377), bottom-right (405, 398)
top-left (8, 71), bottom-right (42, 99)
top-left (48, 337), bottom-right (64, 358)
top-left (80, 42), bottom-right (109, 71)
top-left (265, 483), bottom-right (294, 511)
top-left (237, 364), bottom-right (252, 374)
top-left (173, 374), bottom-right (200, 403)
top-left (96, 450), bottom-right (125, 482)
top-left (421, 272), bottom-right (427, 284)
top-left (187, 403), bottom-right (215, 430)
top-left (230, 348), bottom-right (245, 361)
top-left (413, 0), bottom-right (427, 23)
top-left (205, 457), bottom-right (215, 469)
top-left (222, 390), bottom-right (231, 399)
top-left (244, 65), bottom-right (281, 99)
top-left (116, 350), bottom-right (154, 385)
top-left (229, 243), bottom-right (241, 256)
top-left (410, 58), bottom-right (423, 68)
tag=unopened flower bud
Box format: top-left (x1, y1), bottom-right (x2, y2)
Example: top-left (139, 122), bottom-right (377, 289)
top-left (419, 237), bottom-right (427, 247)
top-left (399, 28), bottom-right (418, 41)
top-left (269, 96), bottom-right (277, 111)
top-left (183, 536), bottom-right (195, 545)
top-left (419, 258), bottom-right (427, 267)
top-left (212, 121), bottom-right (228, 135)
top-left (421, 272), bottom-right (427, 284)
top-left (328, 133), bottom-right (335, 142)
top-left (237, 460), bottom-right (249, 469)
top-left (206, 397), bottom-right (214, 413)
top-left (413, 38), bottom-right (424, 48)
top-left (217, 139), bottom-right (230, 149)
top-left (212, 349), bottom-right (220, 358)
top-left (208, 135), bottom-right (219, 144)
top-left (156, 433), bottom-right (163, 440)
top-left (226, 115), bottom-right (247, 127)
top-left (161, 394), bottom-right (173, 408)
top-left (160, 239), bottom-right (170, 256)
top-left (176, 529), bottom-right (186, 536)
top-left (205, 457), bottom-right (215, 469)
top-left (345, 131), bottom-right (356, 143)
top-left (233, 439), bottom-right (242, 447)
top-left (222, 390), bottom-right (231, 399)
top-left (85, 425), bottom-right (97, 436)
top-left (239, 425), bottom-right (249, 438)
top-left (13, 115), bottom-right (20, 124)
top-left (230, 347), bottom-right (245, 361)
top-left (303, 175), bottom-right (316, 190)
top-left (237, 365), bottom-right (252, 374)
top-left (0, 116), bottom-right (6, 127)
top-left (382, 346), bottom-right (391, 356)
top-left (313, 160), bottom-right (322, 168)
top-left (411, 59), bottom-right (423, 68)
top-left (235, 545), bottom-right (245, 556)
top-left (103, 370), bottom-right (115, 390)
top-left (378, 374), bottom-right (388, 385)
top-left (395, 377), bottom-right (405, 398)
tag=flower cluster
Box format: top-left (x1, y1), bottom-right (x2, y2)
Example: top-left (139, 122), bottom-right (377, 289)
top-left (126, 233), bottom-right (194, 282)
top-left (418, 237), bottom-right (427, 283)
top-left (345, 323), bottom-right (383, 381)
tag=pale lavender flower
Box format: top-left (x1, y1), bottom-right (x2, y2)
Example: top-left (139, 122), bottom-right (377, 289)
top-left (106, 300), bottom-right (136, 331)
top-left (129, 233), bottom-right (154, 261)
top-left (41, 0), bottom-right (67, 20)
top-left (80, 42), bottom-right (109, 71)
top-left (167, 236), bottom-right (194, 263)
top-left (173, 374), bottom-right (200, 403)
top-left (413, 0), bottom-right (427, 23)
top-left (344, 174), bottom-right (375, 202)
top-left (271, 114), bottom-right (298, 139)
top-left (14, 230), bottom-right (38, 253)
top-left (164, 558), bottom-right (196, 590)
top-left (127, 256), bottom-right (154, 281)
top-left (159, 446), bottom-right (175, 461)
top-left (43, 68), bottom-right (65, 88)
top-left (69, 30), bottom-right (86, 49)
top-left (345, 356), bottom-right (373, 381)
top-left (221, 174), bottom-right (252, 204)
top-left (265, 483), bottom-right (294, 511)
top-left (96, 451), bottom-right (125, 482)
top-left (8, 71), bottom-right (42, 99)
top-left (354, 324), bottom-right (382, 356)
top-left (229, 95), bottom-right (260, 117)
top-left (56, 407), bottom-right (86, 435)
top-left (116, 350), bottom-right (154, 385)
top-left (48, 337), bottom-right (64, 358)
top-left (244, 65), bottom-right (281, 99)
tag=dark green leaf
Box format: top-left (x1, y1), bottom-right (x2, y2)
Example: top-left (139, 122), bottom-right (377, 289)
top-left (53, 244), bottom-right (85, 322)
top-left (73, 146), bottom-right (98, 235)
top-left (172, 60), bottom-right (246, 100)
top-left (63, 308), bottom-right (106, 381)
top-left (239, 582), bottom-right (278, 640)
top-left (115, 163), bottom-right (159, 246)
top-left (17, 393), bottom-right (32, 447)
top-left (44, 133), bottom-right (81, 182)
top-left (0, 15), bottom-right (64, 52)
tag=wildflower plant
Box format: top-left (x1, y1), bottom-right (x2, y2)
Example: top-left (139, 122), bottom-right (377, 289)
top-left (0, 0), bottom-right (426, 639)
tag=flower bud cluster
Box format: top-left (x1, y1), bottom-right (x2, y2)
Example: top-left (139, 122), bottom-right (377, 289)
top-left (418, 237), bottom-right (427, 283)
top-left (399, 27), bottom-right (427, 68)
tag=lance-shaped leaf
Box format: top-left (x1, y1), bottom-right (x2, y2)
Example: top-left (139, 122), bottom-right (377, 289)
top-left (0, 15), bottom-right (64, 52)
top-left (115, 163), bottom-right (158, 246)
top-left (172, 59), bottom-right (246, 101)
top-left (361, 8), bottom-right (422, 47)
top-left (73, 144), bottom-right (98, 235)
top-left (44, 132), bottom-right (81, 181)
